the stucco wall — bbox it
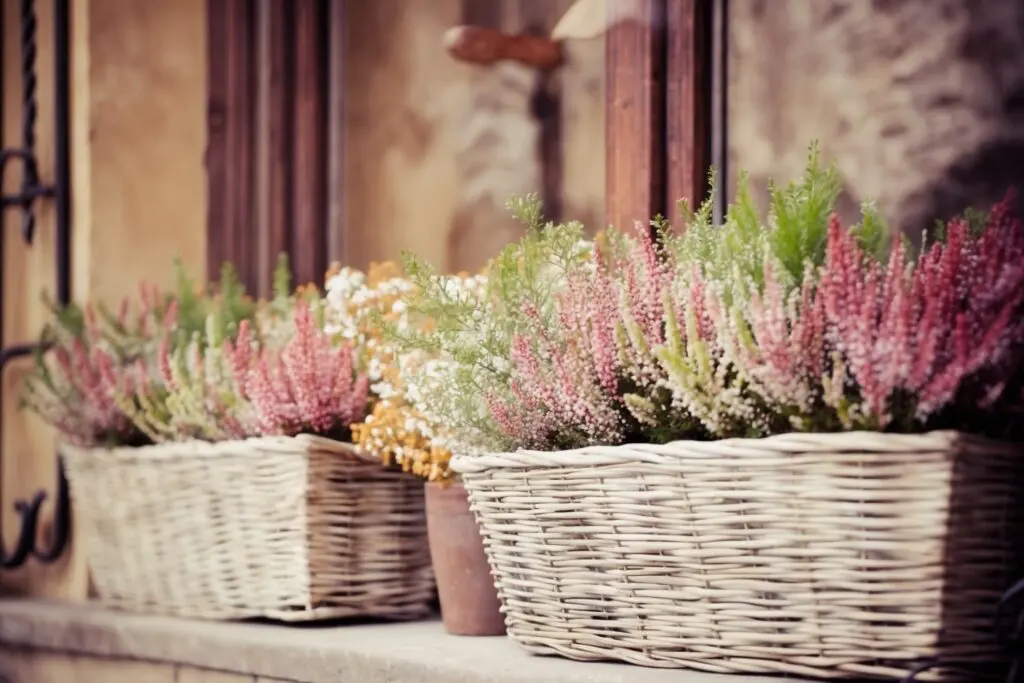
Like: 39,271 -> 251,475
1,0 -> 207,598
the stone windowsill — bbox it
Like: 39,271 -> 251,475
0,599 -> 807,683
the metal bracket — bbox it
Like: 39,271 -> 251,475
0,147 -> 53,242
0,0 -> 72,571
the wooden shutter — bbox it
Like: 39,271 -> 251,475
205,0 -> 332,294
605,0 -> 712,228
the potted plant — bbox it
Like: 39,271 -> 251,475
393,147 -> 1024,681
326,262 -> 505,636
21,260 -> 254,452
22,258 -> 435,622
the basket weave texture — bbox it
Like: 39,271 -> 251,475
452,431 -> 1024,681
63,434 -> 435,621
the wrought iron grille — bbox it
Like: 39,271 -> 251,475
0,0 -> 71,570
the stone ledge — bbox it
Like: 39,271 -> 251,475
0,599 -> 803,683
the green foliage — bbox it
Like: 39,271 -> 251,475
111,381 -> 175,445
850,201 -> 893,262
764,144 -> 843,285
931,205 -> 990,244
665,142 -> 895,301
37,291 -> 86,341
172,258 -> 258,350
172,257 -> 206,343
389,193 -> 593,452
273,252 -> 293,302
166,253 -> 296,351
399,192 -> 587,364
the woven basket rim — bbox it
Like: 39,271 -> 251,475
450,429 -> 1021,474
61,433 -> 374,463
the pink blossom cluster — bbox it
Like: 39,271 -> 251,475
216,301 -> 370,439
154,300 -> 370,441
486,294 -> 626,450
728,193 -> 1024,433
28,280 -> 371,447
488,193 -> 1024,447
819,194 -> 1024,429
22,284 -> 175,448
723,264 -> 831,433
486,224 -> 679,449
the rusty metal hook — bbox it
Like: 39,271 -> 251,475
444,25 -> 564,71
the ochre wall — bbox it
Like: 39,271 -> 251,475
341,0 -> 605,274
1,0 -> 207,598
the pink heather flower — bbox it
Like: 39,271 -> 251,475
221,319 -> 254,385
84,303 -> 100,338
160,299 -> 179,334
818,197 -> 1024,429
492,328 -> 623,449
733,262 -> 828,422
116,299 -> 130,327
158,335 -> 175,389
241,300 -> 369,438
485,222 -> 684,449
248,358 -> 290,435
618,223 -> 676,385
30,333 -> 152,447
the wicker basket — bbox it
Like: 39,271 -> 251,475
62,434 -> 435,621
451,431 -> 1024,681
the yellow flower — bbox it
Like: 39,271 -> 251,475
351,399 -> 453,482
327,261 -> 473,482
367,260 -> 404,287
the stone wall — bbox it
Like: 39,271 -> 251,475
728,0 -> 1024,238
0,599 -> 810,683
341,0 -> 605,274
0,648 -> 286,683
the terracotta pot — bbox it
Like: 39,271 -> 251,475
425,481 -> 506,636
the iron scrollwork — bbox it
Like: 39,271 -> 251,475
0,0 -> 72,570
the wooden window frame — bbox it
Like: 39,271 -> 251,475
205,0 -> 333,295
605,0 -> 714,229
207,0 -> 716,292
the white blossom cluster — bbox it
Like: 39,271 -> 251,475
323,265 -> 417,384
394,273 -> 498,455
323,233 -> 596,457
322,265 -> 496,454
